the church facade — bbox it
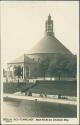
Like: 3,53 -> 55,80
7,14 -> 74,82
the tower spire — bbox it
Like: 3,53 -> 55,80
45,14 -> 54,36
48,14 -> 51,20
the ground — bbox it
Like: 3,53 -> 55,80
3,80 -> 77,96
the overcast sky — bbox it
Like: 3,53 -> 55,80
1,1 -> 79,68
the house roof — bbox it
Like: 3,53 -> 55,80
8,54 -> 36,64
8,55 -> 24,64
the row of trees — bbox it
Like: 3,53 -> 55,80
14,66 -> 23,83
13,54 -> 77,81
35,54 -> 77,80
4,54 -> 76,82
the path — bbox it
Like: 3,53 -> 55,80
3,93 -> 77,106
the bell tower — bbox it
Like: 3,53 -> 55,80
45,14 -> 54,36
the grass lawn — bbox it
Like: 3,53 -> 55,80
3,80 -> 77,96
3,82 -> 33,93
29,80 -> 77,96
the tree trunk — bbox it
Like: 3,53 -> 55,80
18,76 -> 19,84
59,73 -> 61,80
18,78 -> 19,83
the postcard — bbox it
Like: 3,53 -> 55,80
1,1 -> 79,124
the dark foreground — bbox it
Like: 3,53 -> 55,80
3,99 -> 77,118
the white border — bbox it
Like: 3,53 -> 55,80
1,1 -> 79,124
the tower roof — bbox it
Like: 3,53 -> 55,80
27,35 -> 72,55
27,14 -> 72,55
48,14 -> 51,20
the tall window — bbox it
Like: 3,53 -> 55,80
47,24 -> 52,32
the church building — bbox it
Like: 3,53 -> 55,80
7,14 -> 73,82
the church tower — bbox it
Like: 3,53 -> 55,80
45,14 -> 54,36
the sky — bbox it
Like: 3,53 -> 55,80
1,1 -> 79,69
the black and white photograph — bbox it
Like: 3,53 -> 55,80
1,1 -> 79,124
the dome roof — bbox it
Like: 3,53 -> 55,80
28,35 -> 72,55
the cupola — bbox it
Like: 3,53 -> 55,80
45,14 -> 54,36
